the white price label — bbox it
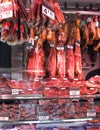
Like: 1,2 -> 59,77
42,5 -> 55,20
56,46 -> 64,50
0,117 -> 9,121
12,89 -> 19,95
87,110 -> 96,117
29,38 -> 34,45
0,2 -> 13,19
38,116 -> 49,120
70,89 -> 80,96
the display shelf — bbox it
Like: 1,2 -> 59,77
0,118 -> 95,125
0,94 -> 99,100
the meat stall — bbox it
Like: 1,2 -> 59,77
0,0 -> 99,129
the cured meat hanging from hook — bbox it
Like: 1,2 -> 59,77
56,28 -> 66,78
28,0 -> 38,25
1,20 -> 12,43
74,41 -> 83,80
17,0 -> 28,20
35,0 -> 42,26
66,44 -> 74,80
52,0 -> 65,23
34,37 -> 45,79
27,28 -> 35,78
47,30 -> 57,78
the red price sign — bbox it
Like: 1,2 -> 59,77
0,2 -> 13,19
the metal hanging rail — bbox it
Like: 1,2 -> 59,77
63,10 -> 100,16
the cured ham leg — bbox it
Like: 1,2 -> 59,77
47,31 -> 57,78
74,41 -> 83,80
66,45 -> 74,80
48,45 -> 56,78
52,0 -> 65,23
34,38 -> 45,79
57,47 -> 66,78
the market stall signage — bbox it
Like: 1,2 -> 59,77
42,5 -> 55,20
0,2 -> 13,19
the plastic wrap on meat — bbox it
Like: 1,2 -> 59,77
74,42 -> 83,80
66,45 -> 74,80
57,48 -> 66,78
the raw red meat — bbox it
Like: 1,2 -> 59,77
32,79 -> 42,89
72,79 -> 86,87
57,46 -> 66,78
44,86 -> 59,97
58,78 -> 71,87
86,87 -> 98,95
16,80 -> 32,89
0,77 -> 7,88
86,80 -> 98,88
48,45 -> 57,78
89,75 -> 100,84
28,0 -> 37,23
59,87 -> 69,97
66,45 -> 74,80
34,46 -> 45,78
74,42 -> 83,80
8,79 -> 17,89
80,86 -> 87,95
44,78 -> 59,87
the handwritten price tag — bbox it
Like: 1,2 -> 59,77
42,5 -> 55,20
0,117 -> 9,121
0,2 -> 13,19
87,110 -> 96,117
12,89 -> 19,95
38,116 -> 49,120
56,46 -> 64,50
70,88 -> 80,96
